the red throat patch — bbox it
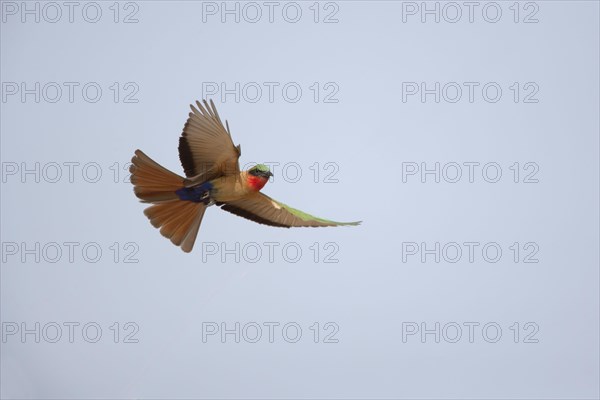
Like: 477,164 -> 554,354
247,175 -> 269,191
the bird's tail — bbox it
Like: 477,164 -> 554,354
130,150 -> 206,252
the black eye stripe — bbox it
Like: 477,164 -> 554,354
250,168 -> 270,176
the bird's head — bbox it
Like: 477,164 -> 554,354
248,164 -> 273,178
247,164 -> 273,191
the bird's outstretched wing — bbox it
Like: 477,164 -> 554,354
219,192 -> 361,227
179,99 -> 241,182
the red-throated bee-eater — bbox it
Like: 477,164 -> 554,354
130,100 -> 360,252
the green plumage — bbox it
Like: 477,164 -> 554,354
275,199 -> 361,226
250,164 -> 270,173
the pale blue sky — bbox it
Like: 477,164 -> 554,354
1,1 -> 599,398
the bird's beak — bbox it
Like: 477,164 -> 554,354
267,171 -> 274,177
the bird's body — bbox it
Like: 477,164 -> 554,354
130,100 -> 360,252
174,171 -> 268,205
209,171 -> 268,202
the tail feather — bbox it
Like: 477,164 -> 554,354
130,150 -> 184,203
170,205 -> 206,247
131,150 -> 206,253
180,210 -> 204,253
143,200 -> 206,251
160,203 -> 195,237
144,201 -> 182,228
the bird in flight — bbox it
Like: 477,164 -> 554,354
130,100 -> 360,252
